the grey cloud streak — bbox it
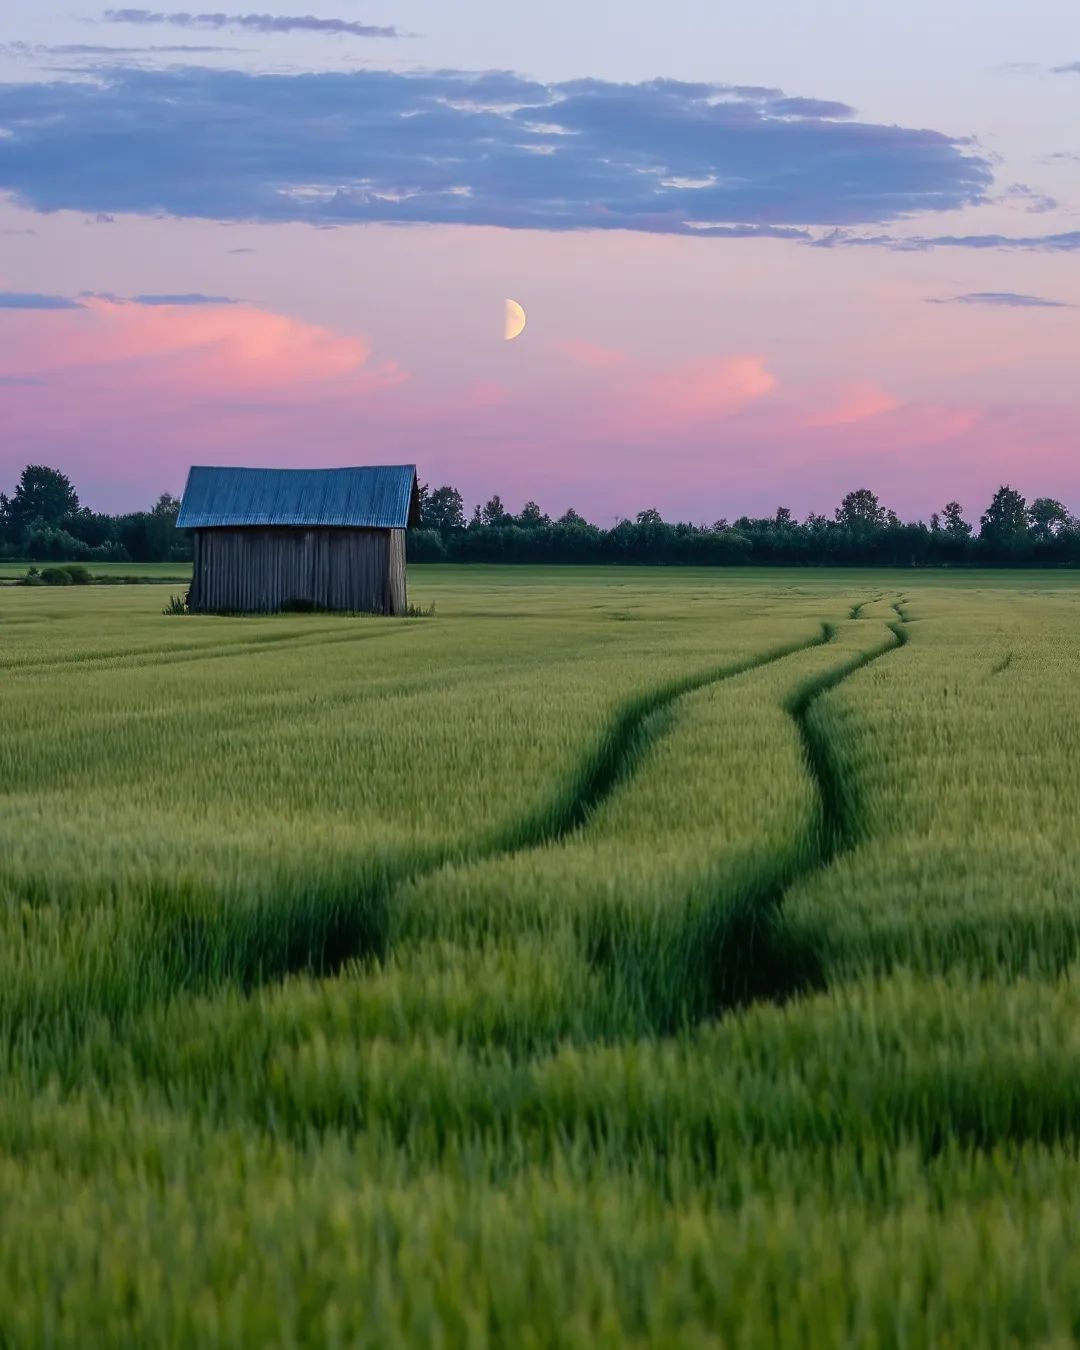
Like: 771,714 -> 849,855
815,228 -> 1080,252
2,40 -> 237,55
0,290 -> 239,309
103,10 -> 401,38
0,291 -> 84,309
77,290 -> 239,304
927,291 -> 1073,308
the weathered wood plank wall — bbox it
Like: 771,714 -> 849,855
190,527 -> 402,614
389,529 -> 407,615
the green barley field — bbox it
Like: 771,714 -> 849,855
3,563 -> 1080,1346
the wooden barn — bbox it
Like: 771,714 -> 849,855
177,464 -> 421,615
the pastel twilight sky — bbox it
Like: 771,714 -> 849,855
1,0 -> 1078,521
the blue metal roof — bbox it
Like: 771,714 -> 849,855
177,464 -> 419,530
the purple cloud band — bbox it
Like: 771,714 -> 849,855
0,66 -> 991,234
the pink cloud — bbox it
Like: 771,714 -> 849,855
802,381 -> 900,427
0,300 -> 408,501
553,338 -> 629,369
0,297 -> 405,398
549,341 -> 779,435
632,355 -> 777,426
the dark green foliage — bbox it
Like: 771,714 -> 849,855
415,484 -> 1080,568
421,484 -> 466,532
942,500 -> 972,538
480,494 -> 510,526
39,566 -> 74,585
980,484 -> 1029,543
405,528 -> 447,562
4,464 -> 79,531
834,487 -> 888,532
20,522 -> 92,561
1030,496 -> 1072,539
517,500 -> 550,526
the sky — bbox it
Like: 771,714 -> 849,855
0,2 -> 1078,522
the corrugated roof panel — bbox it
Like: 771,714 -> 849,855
176,465 -> 419,530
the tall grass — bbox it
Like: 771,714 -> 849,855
2,573 -> 1080,1344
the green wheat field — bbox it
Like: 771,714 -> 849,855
4,563 -> 1080,1347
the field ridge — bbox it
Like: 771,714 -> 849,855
704,611 -> 908,1010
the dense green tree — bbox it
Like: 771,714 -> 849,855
942,501 -> 972,538
481,495 -> 509,527
1029,497 -> 1071,540
21,522 -> 92,561
405,528 -> 447,562
980,485 -> 1029,542
424,485 -> 465,532
516,501 -> 550,527
69,508 -> 118,550
148,494 -> 182,558
4,465 -> 80,535
835,488 -> 887,533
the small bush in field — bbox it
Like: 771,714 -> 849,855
62,564 -> 92,585
16,567 -> 43,587
39,567 -> 73,586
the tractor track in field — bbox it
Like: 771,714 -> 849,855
513,622 -> 838,847
0,622 -> 417,675
167,623 -> 843,992
788,617 -> 908,865
149,610 -> 911,1028
714,611 -> 908,1011
0,605 -> 918,1106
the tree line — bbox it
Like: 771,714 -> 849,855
3,464 -> 1079,567
410,482 -> 1080,567
0,466 -> 188,564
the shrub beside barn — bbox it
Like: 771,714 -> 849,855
177,464 -> 420,615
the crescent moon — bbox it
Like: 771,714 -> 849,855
504,298 -> 527,342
